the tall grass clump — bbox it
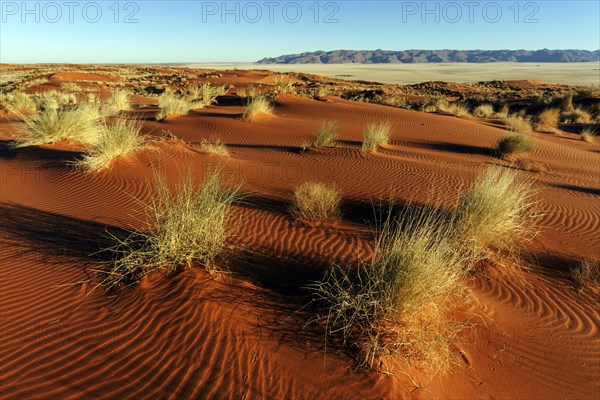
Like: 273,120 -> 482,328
309,204 -> 467,371
291,181 -> 342,222
496,133 -> 534,157
362,122 -> 391,152
456,166 -> 538,260
535,108 -> 560,132
96,168 -> 240,289
14,107 -> 101,147
312,121 -> 338,148
561,108 -> 593,124
102,89 -> 131,116
503,115 -> 533,134
242,96 -> 273,121
156,92 -> 200,120
1,92 -> 36,112
187,82 -> 229,105
473,104 -> 495,118
77,120 -> 144,172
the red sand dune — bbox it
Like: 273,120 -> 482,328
0,70 -> 599,399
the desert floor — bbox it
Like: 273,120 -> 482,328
200,62 -> 600,86
1,67 -> 599,399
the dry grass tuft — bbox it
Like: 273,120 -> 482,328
14,107 -> 101,147
473,104 -> 495,118
581,128 -> 596,143
102,89 -> 131,116
156,92 -> 201,120
514,159 -> 546,173
312,121 -> 338,148
95,168 -> 240,289
77,120 -> 144,172
291,181 -> 342,222
242,96 -> 273,121
535,108 -> 561,132
562,108 -> 593,124
503,115 -> 534,135
199,139 -> 230,156
308,203 -> 467,372
362,122 -> 392,152
456,166 -> 538,261
572,259 -> 600,288
496,133 -> 534,157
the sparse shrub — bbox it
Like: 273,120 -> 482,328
572,258 -> 600,288
96,168 -> 239,289
309,203 -> 466,371
473,104 -> 495,118
103,89 -> 131,116
1,92 -> 36,112
581,128 -> 596,143
77,120 -> 144,172
199,139 -> 229,156
456,166 -> 538,260
535,108 -> 561,132
14,107 -> 101,147
188,82 -> 229,105
375,93 -> 411,109
503,115 -> 533,134
445,103 -> 470,117
242,96 -> 273,120
237,84 -> 261,99
312,121 -> 338,148
156,92 -> 201,120
496,104 -> 510,119
421,96 -> 448,112
274,79 -> 296,95
362,122 -> 391,152
291,181 -> 341,222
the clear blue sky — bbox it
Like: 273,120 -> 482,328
1,1 -> 599,63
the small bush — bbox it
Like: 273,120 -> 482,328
572,259 -> 600,288
156,92 -> 201,120
312,121 -> 338,148
362,122 -> 391,152
242,96 -> 273,121
96,168 -> 239,289
456,166 -> 538,259
102,90 -> 131,116
535,108 -> 560,132
503,115 -> 533,135
188,82 -> 229,105
15,107 -> 101,147
445,103 -> 470,117
77,120 -> 144,172
473,104 -> 495,118
581,128 -> 596,143
291,182 -> 341,222
199,139 -> 229,156
309,204 -> 466,371
496,133 -> 534,157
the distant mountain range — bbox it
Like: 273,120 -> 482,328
257,49 -> 600,64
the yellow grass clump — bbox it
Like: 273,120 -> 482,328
572,258 -> 600,288
503,115 -> 534,135
156,92 -> 201,120
312,121 -> 338,148
291,181 -> 342,222
242,96 -> 273,121
581,128 -> 596,143
362,122 -> 391,152
473,104 -> 495,118
535,108 -> 561,132
199,139 -> 230,156
496,133 -> 534,157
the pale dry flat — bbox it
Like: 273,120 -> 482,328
0,68 -> 598,399
200,62 -> 600,86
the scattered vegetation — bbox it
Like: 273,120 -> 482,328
514,158 -> 546,173
496,133 -> 534,157
456,166 -> 538,260
242,96 -> 273,121
102,89 -> 131,116
291,181 -> 342,222
362,122 -> 391,152
312,121 -> 339,148
561,108 -> 593,124
0,92 -> 36,112
96,168 -> 240,289
187,82 -> 229,105
77,120 -> 144,172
